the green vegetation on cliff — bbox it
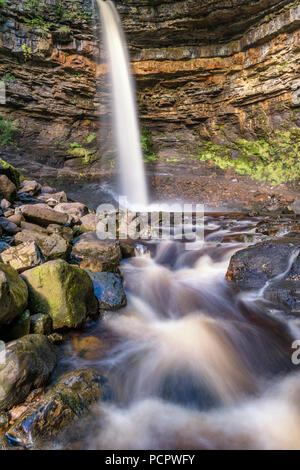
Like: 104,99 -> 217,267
0,115 -> 18,146
141,130 -> 159,162
197,128 -> 300,185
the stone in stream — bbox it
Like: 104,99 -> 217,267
0,241 -> 44,273
226,235 -> 300,290
72,231 -> 121,273
54,202 -> 88,218
87,271 -> 127,310
15,229 -> 69,261
6,369 -> 111,449
72,336 -> 103,360
0,159 -> 20,189
21,204 -> 68,227
22,259 -> 98,329
0,263 -> 28,326
0,334 -> 57,412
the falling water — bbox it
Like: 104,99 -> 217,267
98,0 -> 148,207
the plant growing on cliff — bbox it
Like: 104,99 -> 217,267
22,43 -> 32,60
197,128 -> 300,185
0,0 -> 7,23
141,130 -> 159,162
67,142 -> 98,165
0,115 -> 18,146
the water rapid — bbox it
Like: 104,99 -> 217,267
59,213 -> 300,450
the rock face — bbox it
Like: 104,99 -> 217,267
0,262 -> 28,326
22,259 -> 98,329
0,334 -> 56,412
6,368 -> 110,449
0,0 -> 299,169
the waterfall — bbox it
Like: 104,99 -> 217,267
97,0 -> 148,208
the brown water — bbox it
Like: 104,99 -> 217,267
57,212 -> 300,450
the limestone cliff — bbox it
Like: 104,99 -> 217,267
0,0 -> 299,171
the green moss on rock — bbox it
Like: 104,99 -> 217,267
197,127 -> 300,185
22,259 -> 98,329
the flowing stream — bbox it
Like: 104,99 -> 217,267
57,212 -> 300,450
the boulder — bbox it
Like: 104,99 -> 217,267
47,224 -> 74,243
19,180 -> 41,195
21,204 -> 68,227
0,263 -> 28,326
80,213 -> 99,232
55,202 -> 88,219
0,217 -> 20,235
0,199 -> 11,211
0,242 -> 44,273
0,334 -> 57,412
0,159 -> 20,189
6,369 -> 110,449
19,220 -> 48,233
226,236 -> 300,290
7,213 -> 22,227
15,230 -> 69,261
22,260 -> 98,329
0,175 -> 16,202
87,271 -> 127,310
72,232 -> 121,273
37,191 -> 67,206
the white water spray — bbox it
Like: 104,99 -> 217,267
98,0 -> 148,207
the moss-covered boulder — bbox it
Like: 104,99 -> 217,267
6,368 -> 111,449
22,260 -> 98,329
0,263 -> 28,326
0,159 -> 20,189
0,334 -> 57,412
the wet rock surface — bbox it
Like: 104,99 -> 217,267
87,271 -> 127,311
6,368 -> 110,449
0,335 -> 57,412
226,236 -> 300,291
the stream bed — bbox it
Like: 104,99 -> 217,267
53,210 -> 300,450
